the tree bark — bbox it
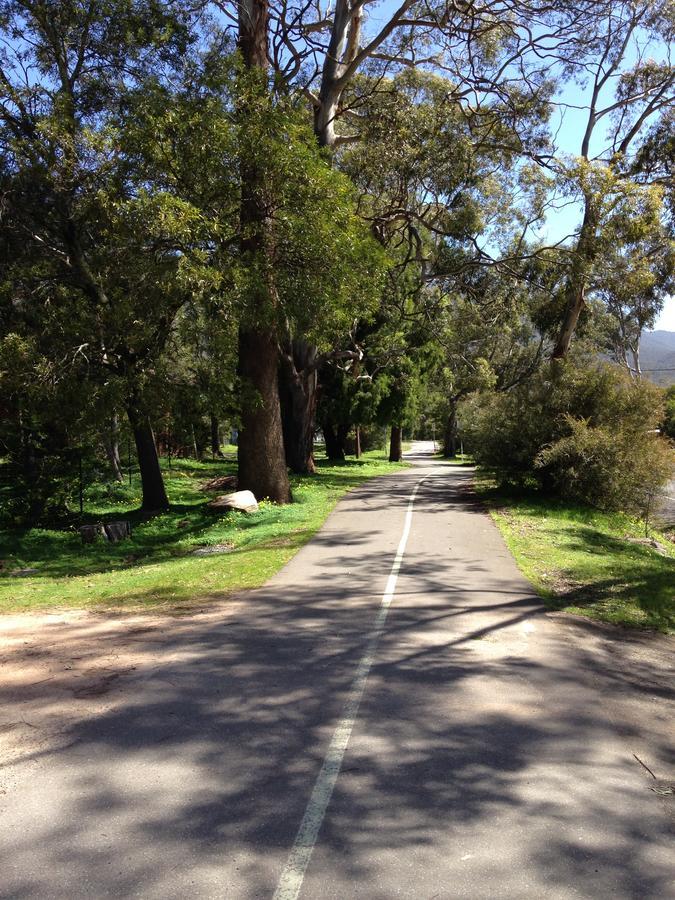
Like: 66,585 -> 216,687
103,413 -> 124,482
354,425 -> 361,459
279,339 -> 319,474
443,406 -> 458,458
191,424 -> 200,460
389,425 -> 402,462
236,0 -> 292,504
632,341 -> 642,380
237,327 -> 292,501
126,401 -> 169,512
322,421 -> 348,461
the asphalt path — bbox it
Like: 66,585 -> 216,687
1,443 -> 673,899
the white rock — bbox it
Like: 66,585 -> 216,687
207,490 -> 259,514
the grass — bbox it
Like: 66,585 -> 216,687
0,451 -> 407,614
476,476 -> 675,633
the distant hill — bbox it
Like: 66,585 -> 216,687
641,330 -> 675,386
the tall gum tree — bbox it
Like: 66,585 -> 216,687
545,0 -> 675,358
235,2 -> 292,501
210,0 -> 606,478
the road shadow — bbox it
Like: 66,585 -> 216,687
1,471 -> 673,899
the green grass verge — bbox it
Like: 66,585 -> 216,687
476,477 -> 675,633
0,451 -> 407,614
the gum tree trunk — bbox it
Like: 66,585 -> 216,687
322,421 -> 348,461
279,369 -> 318,474
210,414 -> 223,456
236,0 -> 291,504
126,399 -> 169,512
279,339 -> 319,474
443,405 -> 458,458
237,328 -> 291,501
389,425 -> 402,462
552,198 -> 599,359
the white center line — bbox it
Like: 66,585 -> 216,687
272,477 -> 426,900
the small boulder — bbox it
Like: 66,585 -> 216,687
102,520 -> 132,543
207,490 -> 258,514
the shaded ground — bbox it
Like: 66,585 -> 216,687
0,450 -> 673,898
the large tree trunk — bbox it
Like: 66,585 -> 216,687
443,405 -> 458,458
389,425 -> 402,462
237,327 -> 292,502
236,0 -> 292,504
279,339 -> 318,475
322,421 -> 348,461
126,400 -> 169,512
103,413 -> 124,482
238,0 -> 269,66
314,0 -> 362,147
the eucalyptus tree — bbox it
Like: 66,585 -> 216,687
329,67 -> 554,459
0,0 -> 222,512
539,0 -> 675,358
234,78 -> 386,492
180,1 -> 675,483
208,0 -> 610,496
218,0 -> 605,149
431,270 -> 547,456
598,238 -> 674,378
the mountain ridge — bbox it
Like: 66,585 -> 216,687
642,330 -> 675,386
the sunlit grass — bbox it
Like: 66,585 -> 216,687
477,476 -> 675,633
0,451 -> 407,613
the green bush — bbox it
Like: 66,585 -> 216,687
536,416 -> 672,513
663,385 -> 675,439
465,357 -> 673,513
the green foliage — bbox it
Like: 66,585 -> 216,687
0,0 -> 218,519
0,333 -> 105,523
536,415 -> 672,513
234,74 -> 387,346
466,358 -> 673,514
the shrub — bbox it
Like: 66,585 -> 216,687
464,357 -> 673,513
663,385 -> 675,439
536,416 -> 673,513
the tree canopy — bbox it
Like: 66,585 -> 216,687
1,0 -> 673,521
